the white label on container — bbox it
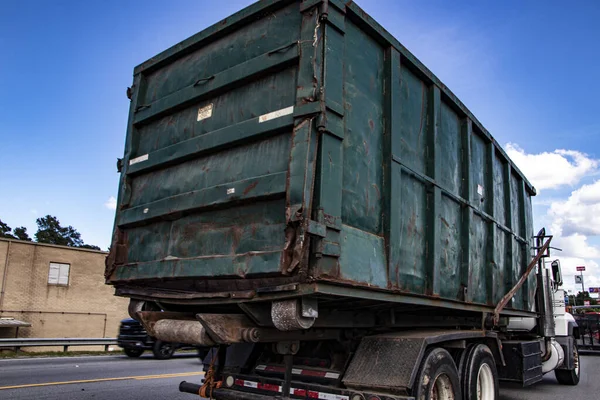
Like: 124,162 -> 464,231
477,184 -> 484,196
197,103 -> 213,121
258,106 -> 294,123
129,154 -> 148,165
227,188 -> 235,195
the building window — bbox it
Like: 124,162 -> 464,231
48,262 -> 70,286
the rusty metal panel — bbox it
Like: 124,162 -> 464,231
398,66 -> 429,177
469,214 -> 489,304
107,0 -> 308,284
510,173 -> 524,238
493,227 -> 508,305
397,174 -> 428,293
470,132 -> 489,213
340,18 -> 384,235
106,0 -> 539,315
142,8 -> 299,105
337,225 -> 387,288
512,237 -> 525,310
524,195 -> 536,311
438,102 -> 462,194
493,154 -> 507,226
438,195 -> 462,300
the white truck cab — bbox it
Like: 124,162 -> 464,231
507,259 -> 580,384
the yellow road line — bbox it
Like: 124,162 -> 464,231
0,371 -> 205,390
134,372 -> 205,380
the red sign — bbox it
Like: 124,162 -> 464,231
577,266 -> 586,271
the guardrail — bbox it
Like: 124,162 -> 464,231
0,338 -> 117,352
574,313 -> 600,352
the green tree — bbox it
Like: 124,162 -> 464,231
576,291 -> 598,306
34,215 -> 99,249
80,244 -> 101,251
0,219 -> 16,239
35,215 -> 81,246
0,219 -> 30,240
571,291 -> 598,306
13,226 -> 32,241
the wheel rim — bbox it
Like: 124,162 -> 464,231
573,346 -> 579,376
476,363 -> 495,400
430,373 -> 455,400
160,343 -> 173,356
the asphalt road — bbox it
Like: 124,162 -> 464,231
499,354 -> 596,400
0,353 -> 205,400
0,353 -> 598,400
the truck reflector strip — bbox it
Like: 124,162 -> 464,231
233,378 -> 349,400
234,379 -> 281,392
255,364 -> 340,379
291,388 -> 349,400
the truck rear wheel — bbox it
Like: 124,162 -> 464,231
460,344 -> 498,400
412,348 -> 461,400
555,344 -> 580,385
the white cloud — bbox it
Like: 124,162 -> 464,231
505,143 -> 598,192
506,144 -> 600,294
556,257 -> 600,295
549,180 -> 600,236
104,196 -> 117,210
552,233 -> 600,260
30,209 -> 37,215
541,178 -> 600,294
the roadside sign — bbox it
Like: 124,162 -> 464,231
584,300 -> 591,306
575,275 -> 583,284
590,287 -> 600,293
577,266 -> 586,271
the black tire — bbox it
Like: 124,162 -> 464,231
152,340 -> 175,360
459,344 -> 499,400
413,348 -> 461,400
123,347 -> 144,358
555,344 -> 580,385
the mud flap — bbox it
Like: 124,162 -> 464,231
343,330 -> 493,392
343,334 -> 426,391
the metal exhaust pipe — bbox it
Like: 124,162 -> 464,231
153,319 -> 215,346
179,381 -> 202,395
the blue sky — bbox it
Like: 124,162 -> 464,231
1,1 -> 599,292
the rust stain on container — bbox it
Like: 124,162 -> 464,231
106,0 -> 538,315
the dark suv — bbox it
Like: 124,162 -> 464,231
117,318 -> 206,360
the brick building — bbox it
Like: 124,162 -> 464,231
0,238 -> 128,348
